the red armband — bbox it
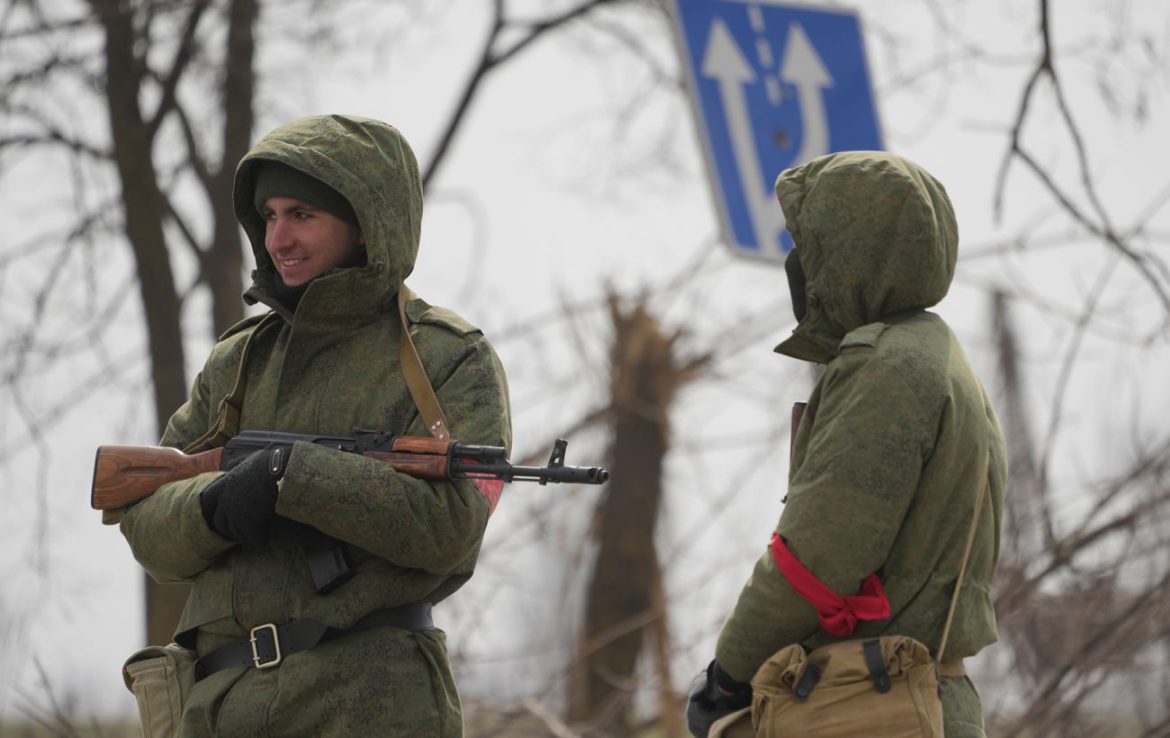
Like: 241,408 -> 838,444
769,532 -> 890,637
459,459 -> 503,516
473,478 -> 503,516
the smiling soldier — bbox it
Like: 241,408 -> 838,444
119,115 -> 512,737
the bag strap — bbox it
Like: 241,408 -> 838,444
181,312 -> 280,455
936,460 -> 991,664
396,285 -> 450,441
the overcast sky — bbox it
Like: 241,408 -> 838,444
2,0 -> 1168,722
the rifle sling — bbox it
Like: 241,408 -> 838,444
183,312 -> 281,455
396,286 -> 451,441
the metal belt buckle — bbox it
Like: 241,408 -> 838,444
249,623 -> 283,669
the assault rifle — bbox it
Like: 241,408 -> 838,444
92,429 -> 608,512
92,429 -> 608,592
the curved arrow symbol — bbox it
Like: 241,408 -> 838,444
702,19 -> 785,256
780,23 -> 833,167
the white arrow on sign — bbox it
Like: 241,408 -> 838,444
701,18 -> 785,256
780,23 -> 833,167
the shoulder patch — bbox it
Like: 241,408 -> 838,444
217,312 -> 271,341
405,297 -> 481,337
839,321 -> 888,351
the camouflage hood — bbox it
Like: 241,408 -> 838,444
774,151 -> 958,363
234,115 -> 423,319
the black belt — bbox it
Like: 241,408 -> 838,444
194,602 -> 433,681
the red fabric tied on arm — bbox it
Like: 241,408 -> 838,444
459,459 -> 503,516
769,532 -> 890,637
472,478 -> 503,516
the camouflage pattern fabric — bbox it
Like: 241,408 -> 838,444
714,152 -> 1006,737
120,115 -> 512,737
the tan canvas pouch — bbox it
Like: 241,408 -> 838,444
750,635 -> 943,738
122,643 -> 197,738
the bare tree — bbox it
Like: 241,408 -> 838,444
892,1 -> 1170,734
4,0 -> 1170,734
989,291 -> 1170,737
1,0 -> 261,647
566,291 -> 711,736
1,0 -> 655,715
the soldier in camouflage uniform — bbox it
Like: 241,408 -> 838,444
120,115 -> 511,736
687,152 -> 1006,738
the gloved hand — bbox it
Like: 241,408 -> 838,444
686,660 -> 752,737
199,450 -> 281,546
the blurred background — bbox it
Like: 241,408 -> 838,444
1,0 -> 1168,736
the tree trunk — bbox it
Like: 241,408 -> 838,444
207,0 -> 257,337
93,0 -> 190,647
569,294 -> 689,735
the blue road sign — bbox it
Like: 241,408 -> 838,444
670,0 -> 883,261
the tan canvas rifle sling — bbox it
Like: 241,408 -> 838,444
181,313 -> 282,456
395,285 -> 451,441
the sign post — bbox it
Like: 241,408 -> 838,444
670,0 -> 883,261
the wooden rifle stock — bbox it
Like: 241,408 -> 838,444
92,445 -> 224,512
89,445 -> 452,512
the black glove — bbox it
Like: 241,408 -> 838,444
686,660 -> 752,737
199,450 -> 280,546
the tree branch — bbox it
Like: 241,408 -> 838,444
170,101 -> 215,193
146,0 -> 209,138
422,0 -> 624,190
993,0 -> 1170,315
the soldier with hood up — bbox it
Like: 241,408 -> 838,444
119,115 -> 511,736
686,152 -> 1006,738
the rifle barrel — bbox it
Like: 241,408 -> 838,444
456,461 -> 609,485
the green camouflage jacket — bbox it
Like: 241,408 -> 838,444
121,115 -> 512,737
715,152 -> 1006,693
